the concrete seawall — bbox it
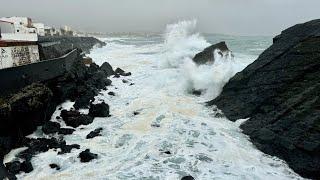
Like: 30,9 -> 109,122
0,49 -> 79,97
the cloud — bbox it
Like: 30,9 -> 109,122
1,0 -> 319,35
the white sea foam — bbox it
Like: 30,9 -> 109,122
14,21 -> 303,180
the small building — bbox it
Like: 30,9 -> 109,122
33,23 -> 45,36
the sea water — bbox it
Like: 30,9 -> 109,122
13,21 -> 303,179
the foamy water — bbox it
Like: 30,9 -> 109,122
13,21 -> 302,179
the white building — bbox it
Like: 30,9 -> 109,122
0,19 -> 40,69
0,20 -> 38,41
33,23 -> 45,36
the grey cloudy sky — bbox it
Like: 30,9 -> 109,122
1,0 -> 320,35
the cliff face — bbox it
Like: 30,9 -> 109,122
210,20 -> 320,178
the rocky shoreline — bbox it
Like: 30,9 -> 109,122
0,36 -> 132,179
210,19 -> 320,179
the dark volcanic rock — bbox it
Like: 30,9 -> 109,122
86,128 -> 103,139
58,128 -> 75,135
89,102 -> 110,117
0,83 -> 53,136
210,19 -> 320,179
49,163 -> 60,170
115,68 -> 131,76
42,121 -> 61,134
108,92 -> 115,96
42,120 -> 75,135
78,149 -> 98,162
100,62 -> 115,76
60,110 -> 94,128
193,41 -> 232,65
181,176 -> 195,180
4,137 -> 80,175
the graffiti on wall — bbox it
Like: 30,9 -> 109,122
0,48 -> 10,69
11,46 -> 32,66
0,45 -> 40,69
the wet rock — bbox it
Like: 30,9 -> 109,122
42,121 -> 61,134
164,151 -> 171,155
100,62 -> 115,76
115,68 -> 131,76
78,149 -> 98,162
214,112 -> 225,118
49,163 -> 60,170
5,161 -> 21,175
108,92 -> 115,96
89,102 -> 109,117
5,161 -> 33,175
60,110 -> 94,128
192,90 -> 202,96
0,83 -> 53,136
193,41 -> 233,65
86,128 -> 103,139
210,19 -> 320,179
181,176 -> 195,180
58,128 -> 75,135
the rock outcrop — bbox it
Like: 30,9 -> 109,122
0,50 -> 117,178
193,41 -> 232,65
210,19 -> 320,179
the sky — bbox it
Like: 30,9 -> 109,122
1,0 -> 320,36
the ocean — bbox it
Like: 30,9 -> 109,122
10,21 -> 303,179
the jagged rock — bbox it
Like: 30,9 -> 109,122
60,110 -> 94,128
193,41 -> 232,65
89,102 -> 109,117
100,62 -> 115,76
78,149 -> 97,162
42,121 -> 61,134
86,128 -> 103,139
115,68 -> 131,76
210,19 -> 320,179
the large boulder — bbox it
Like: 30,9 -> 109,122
100,62 -> 115,76
60,110 -> 94,128
210,19 -> 320,179
0,83 -> 53,136
89,102 -> 110,117
193,41 -> 232,65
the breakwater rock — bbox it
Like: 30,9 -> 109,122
193,41 -> 233,65
210,19 -> 320,179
